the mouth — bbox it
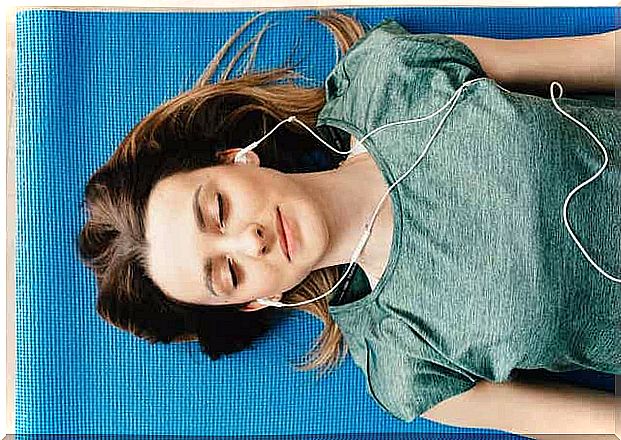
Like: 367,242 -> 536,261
276,206 -> 290,261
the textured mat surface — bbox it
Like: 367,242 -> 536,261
14,7 -> 619,436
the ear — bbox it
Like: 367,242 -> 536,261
215,148 -> 260,166
239,295 -> 281,312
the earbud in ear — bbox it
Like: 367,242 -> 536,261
257,298 -> 280,307
234,153 -> 247,164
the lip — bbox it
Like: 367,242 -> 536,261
280,207 -> 296,259
276,207 -> 290,261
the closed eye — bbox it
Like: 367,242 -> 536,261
228,257 -> 238,289
217,192 -> 238,289
217,192 -> 224,228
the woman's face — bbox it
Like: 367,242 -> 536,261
144,149 -> 329,311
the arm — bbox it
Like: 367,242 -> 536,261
449,30 -> 618,94
421,379 -> 616,440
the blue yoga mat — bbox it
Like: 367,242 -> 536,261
14,7 -> 618,436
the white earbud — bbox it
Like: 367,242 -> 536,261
234,153 -> 248,164
257,298 -> 281,307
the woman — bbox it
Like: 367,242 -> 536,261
78,10 -> 619,433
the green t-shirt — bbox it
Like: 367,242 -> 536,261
316,19 -> 621,422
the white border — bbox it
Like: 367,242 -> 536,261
4,0 -> 621,7
3,1 -> 620,438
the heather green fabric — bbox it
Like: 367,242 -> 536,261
316,19 -> 621,422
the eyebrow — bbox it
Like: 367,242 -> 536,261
193,184 -> 207,233
193,184 -> 218,297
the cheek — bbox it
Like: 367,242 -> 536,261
233,182 -> 271,216
245,263 -> 287,294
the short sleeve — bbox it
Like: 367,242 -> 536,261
357,318 -> 478,422
318,19 -> 487,132
347,19 -> 484,82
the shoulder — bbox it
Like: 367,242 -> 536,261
343,19 -> 484,75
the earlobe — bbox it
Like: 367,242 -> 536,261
239,301 -> 265,312
240,296 -> 280,312
239,301 -> 267,312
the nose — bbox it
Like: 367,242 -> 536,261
232,223 -> 269,258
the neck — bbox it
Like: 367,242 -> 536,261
288,154 -> 386,272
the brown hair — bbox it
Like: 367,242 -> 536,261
78,10 -> 367,378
